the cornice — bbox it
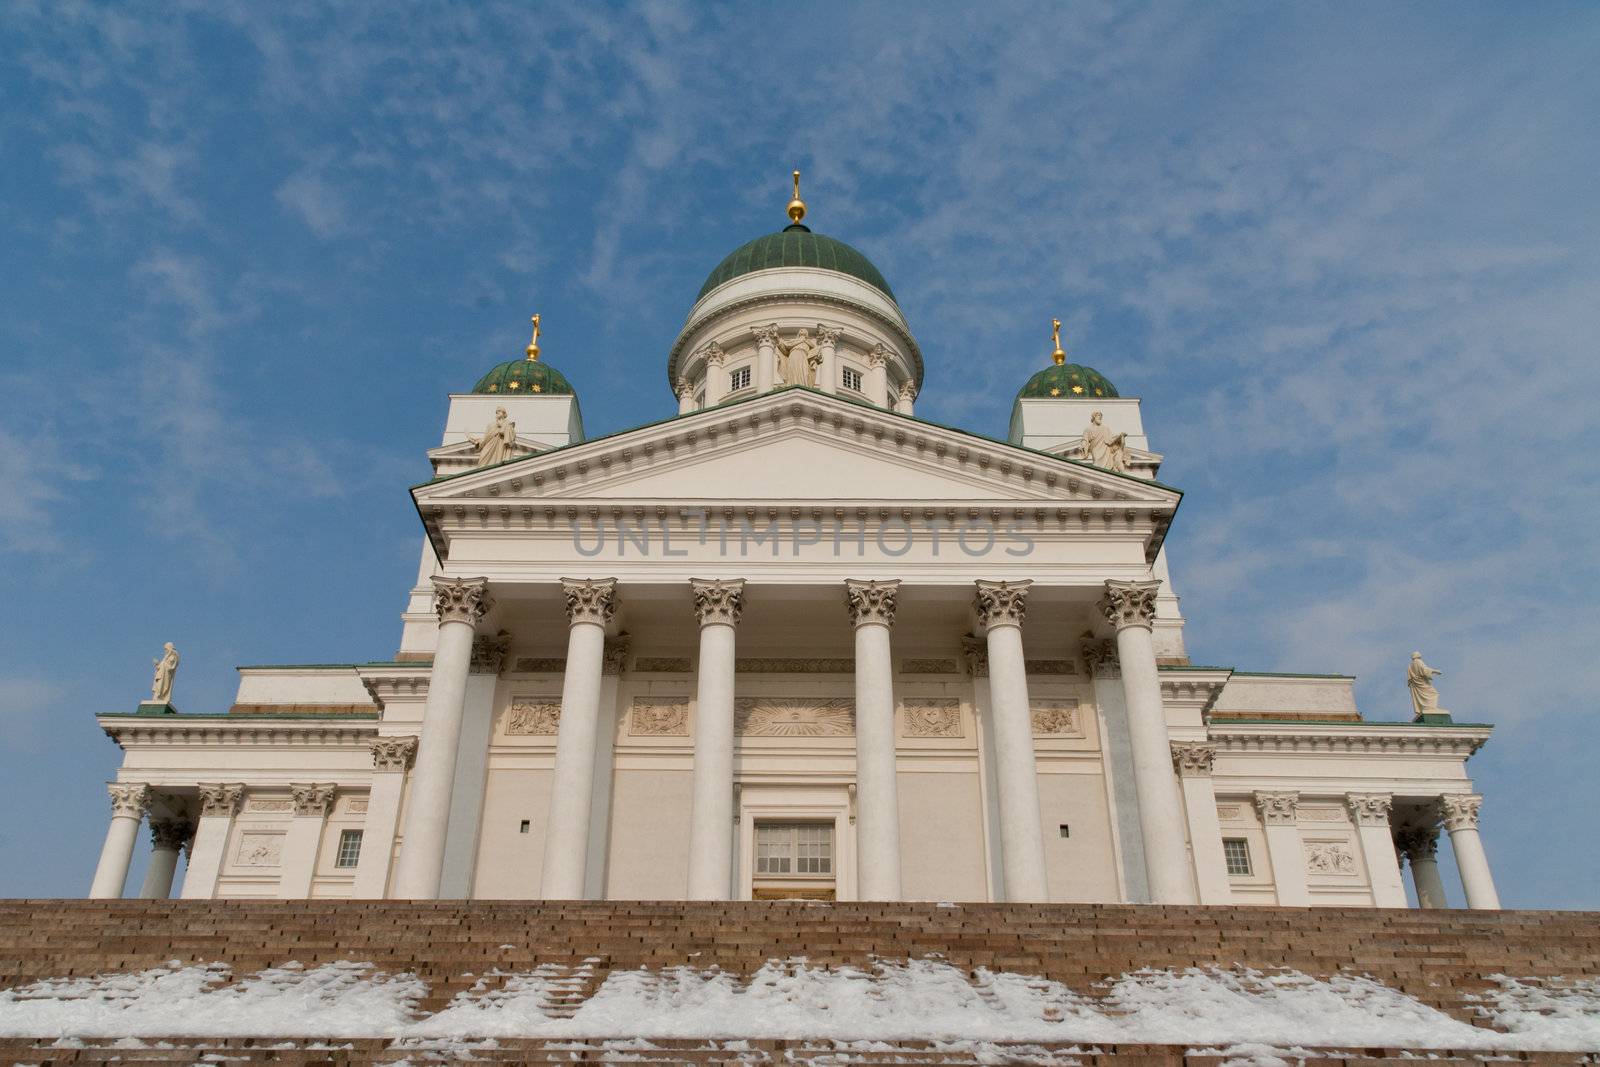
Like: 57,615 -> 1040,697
1208,721 -> 1490,759
667,288 -> 924,386
412,390 -> 1180,565
356,664 -> 433,708
100,717 -> 379,748
1159,669 -> 1231,715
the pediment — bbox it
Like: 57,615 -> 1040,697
414,390 -> 1180,511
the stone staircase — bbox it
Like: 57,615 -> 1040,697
0,900 -> 1596,1064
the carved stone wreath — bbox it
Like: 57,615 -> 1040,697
1304,841 -> 1358,876
735,697 -> 855,736
630,699 -> 689,736
901,698 -> 961,737
504,698 -> 561,736
1031,700 -> 1081,736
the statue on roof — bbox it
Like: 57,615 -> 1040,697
1080,411 -> 1128,472
470,407 -> 518,467
150,642 -> 179,704
776,328 -> 821,388
1407,651 -> 1449,720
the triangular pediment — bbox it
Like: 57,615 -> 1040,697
414,389 -> 1180,511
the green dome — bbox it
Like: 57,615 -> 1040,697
471,358 -> 575,397
697,224 -> 895,302
1017,363 -> 1119,399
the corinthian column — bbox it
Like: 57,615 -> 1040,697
676,377 -> 696,415
686,578 -> 744,899
1171,743 -> 1229,903
541,578 -> 619,899
354,737 -> 417,899
752,325 -> 778,394
182,783 -> 242,899
89,783 -> 150,899
1253,790 -> 1310,905
846,579 -> 902,899
1440,794 -> 1500,909
281,783 -> 336,898
1395,825 -> 1448,909
815,324 -> 841,394
1100,578 -> 1194,904
895,382 -> 917,416
703,343 -> 727,406
1346,793 -> 1407,908
866,344 -> 891,408
392,576 -> 491,898
974,579 -> 1048,901
139,819 -> 193,899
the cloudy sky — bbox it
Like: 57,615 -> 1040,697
2,2 -> 1596,906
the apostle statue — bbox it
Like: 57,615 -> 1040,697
469,407 -> 517,468
1080,411 -> 1129,472
1407,651 -> 1448,720
150,642 -> 180,704
776,328 -> 821,387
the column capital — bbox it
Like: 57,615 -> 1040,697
690,578 -> 745,626
815,323 -> 842,347
561,578 -> 619,626
750,324 -> 780,347
844,579 -> 899,628
1438,793 -> 1483,831
291,783 -> 337,817
1395,824 -> 1439,863
703,341 -> 726,366
1170,742 -> 1216,777
602,634 -> 631,675
197,783 -> 244,818
1099,578 -> 1162,632
149,819 -> 195,852
897,381 -> 918,404
960,633 -> 988,677
107,782 -> 150,819
470,629 -> 511,674
973,579 -> 1031,630
432,576 -> 492,627
675,376 -> 694,400
866,342 -> 890,369
1253,790 -> 1300,825
1345,793 -> 1394,827
1080,633 -> 1119,677
370,736 -> 419,772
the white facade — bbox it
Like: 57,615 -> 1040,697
90,210 -> 1500,910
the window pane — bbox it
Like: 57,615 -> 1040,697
335,829 -> 363,869
1223,838 -> 1252,876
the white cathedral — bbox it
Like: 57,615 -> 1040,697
89,177 -> 1501,912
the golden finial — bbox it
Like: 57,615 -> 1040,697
524,313 -> 541,362
1051,317 -> 1066,366
786,168 -> 807,225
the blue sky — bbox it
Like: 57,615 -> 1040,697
2,2 -> 1596,906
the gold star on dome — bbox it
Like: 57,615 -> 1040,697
486,384 -> 499,392
532,384 -> 542,392
507,380 -> 521,390
1071,384 -> 1085,394
1049,386 -> 1061,396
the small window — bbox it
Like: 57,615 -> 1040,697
755,822 -> 833,876
841,367 -> 863,392
334,829 -> 363,868
1223,837 -> 1252,876
728,365 -> 752,392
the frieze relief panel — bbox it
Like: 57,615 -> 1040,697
1296,806 -> 1348,824
346,798 -> 369,815
901,659 -> 958,675
629,698 -> 690,737
1303,841 -> 1358,876
901,698 -> 962,738
735,697 -> 855,736
244,798 -> 294,813
1215,804 -> 1246,823
503,697 -> 562,736
235,831 -> 284,868
512,658 -> 566,674
1030,699 -> 1083,737
736,658 -> 854,674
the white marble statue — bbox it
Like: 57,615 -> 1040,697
150,642 -> 179,704
776,329 -> 821,387
1081,411 -> 1128,472
469,408 -> 517,468
1407,651 -> 1448,719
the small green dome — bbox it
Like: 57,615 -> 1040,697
697,224 -> 895,302
1017,363 -> 1119,399
471,358 -> 575,397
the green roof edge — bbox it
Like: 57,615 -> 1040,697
98,712 -> 382,721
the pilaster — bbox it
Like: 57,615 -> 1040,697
1253,790 -> 1310,905
182,783 -> 243,899
1346,793 -> 1406,908
1171,743 -> 1229,904
354,737 -> 416,899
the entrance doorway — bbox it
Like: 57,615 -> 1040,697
752,821 -> 836,901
